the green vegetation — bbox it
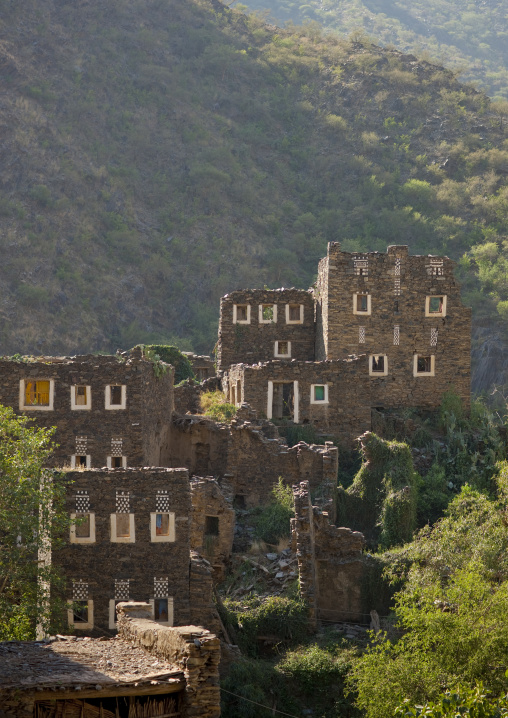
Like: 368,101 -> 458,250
141,344 -> 194,383
396,685 -> 508,717
0,405 -> 69,639
200,390 -> 237,422
254,478 -> 295,544
239,0 -> 508,101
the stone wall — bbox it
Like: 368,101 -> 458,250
118,602 -> 221,718
55,468 -> 192,635
173,376 -> 221,416
225,358 -> 373,447
217,289 -> 315,371
190,478 -> 235,581
0,348 -> 173,468
292,481 -> 365,625
315,242 -> 471,410
183,353 -> 216,381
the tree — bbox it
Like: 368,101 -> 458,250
0,404 -> 69,639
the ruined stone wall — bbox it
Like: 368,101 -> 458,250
292,481 -> 365,625
217,289 -> 315,372
226,359 -> 372,446
183,353 -> 216,381
0,349 -> 173,468
190,478 -> 235,581
118,603 -> 221,718
189,552 -> 222,634
315,242 -> 471,410
55,468 -> 192,635
166,415 -> 230,475
172,376 -> 221,417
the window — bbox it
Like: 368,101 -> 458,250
68,600 -> 94,629
259,304 -> 277,323
205,515 -> 219,537
150,512 -> 175,542
274,340 -> 291,358
71,385 -> 91,410
369,355 -> 388,376
107,456 -> 127,468
285,304 -> 304,324
110,513 -> 135,543
425,295 -> 447,317
233,304 -> 251,324
149,596 -> 174,626
19,379 -> 54,411
414,354 -> 435,376
105,384 -> 126,410
353,293 -> 371,315
71,454 -> 91,468
70,513 -> 96,544
310,384 -> 329,404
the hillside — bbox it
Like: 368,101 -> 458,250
238,0 -> 508,100
1,0 -> 508,390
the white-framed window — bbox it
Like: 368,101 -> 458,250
70,513 -> 96,544
105,385 -> 126,410
310,384 -> 329,404
413,354 -> 435,377
68,599 -> 94,630
425,295 -> 447,317
110,513 -> 135,543
107,456 -> 127,469
259,304 -> 277,324
274,340 -> 291,358
19,379 -> 54,411
71,454 -> 91,469
70,385 -> 91,410
233,304 -> 251,324
285,304 -> 304,324
150,512 -> 175,542
149,596 -> 174,626
369,354 -> 388,376
353,293 -> 372,316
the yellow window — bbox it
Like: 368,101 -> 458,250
25,380 -> 50,406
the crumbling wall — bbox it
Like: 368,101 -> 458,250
173,376 -> 221,416
183,353 -> 216,381
165,415 -> 229,475
189,552 -> 222,634
292,481 -> 365,626
217,288 -> 315,371
190,478 -> 235,581
117,602 -> 221,718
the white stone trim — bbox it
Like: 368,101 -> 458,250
19,379 -> 55,411
68,599 -> 94,630
293,380 -> 299,423
310,384 -> 329,404
369,355 -> 388,377
353,293 -> 372,316
285,304 -> 304,324
105,385 -> 127,410
258,304 -> 277,324
149,597 -> 174,626
70,385 -> 91,410
110,514 -> 135,543
233,304 -> 251,324
107,456 -> 127,469
267,381 -> 274,420
413,354 -> 435,377
150,512 -> 176,542
274,340 -> 291,358
70,454 -> 91,469
70,513 -> 96,544
425,295 -> 447,317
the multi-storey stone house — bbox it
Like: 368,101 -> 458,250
218,243 -> 471,441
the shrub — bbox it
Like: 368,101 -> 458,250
254,478 -> 294,545
200,391 -> 237,422
140,345 -> 194,383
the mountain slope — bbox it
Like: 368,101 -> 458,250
238,0 -> 508,100
0,0 -> 508,367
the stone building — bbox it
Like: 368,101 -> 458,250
0,602 -> 220,717
0,347 -> 173,468
56,468 -> 218,636
218,243 -> 471,441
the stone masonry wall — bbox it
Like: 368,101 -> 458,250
226,358 -> 372,446
118,602 -> 221,718
55,468 -> 192,635
0,349 -> 173,468
190,478 -> 235,581
315,242 -> 471,410
217,289 -> 315,371
292,481 -> 365,625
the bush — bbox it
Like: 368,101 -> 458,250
200,391 -> 237,422
141,344 -> 194,383
254,478 -> 294,545
396,684 -> 508,717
